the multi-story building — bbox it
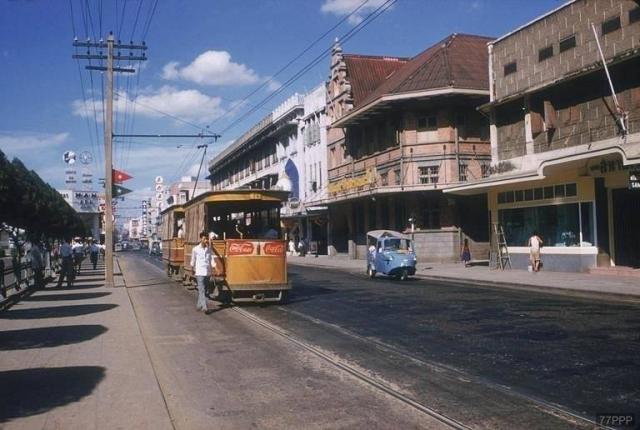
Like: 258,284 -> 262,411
448,0 -> 640,271
128,218 -> 141,240
209,90 -> 329,251
324,35 -> 493,261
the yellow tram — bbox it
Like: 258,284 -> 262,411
183,189 -> 291,303
160,204 -> 186,280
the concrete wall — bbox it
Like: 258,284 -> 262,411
492,0 -> 640,101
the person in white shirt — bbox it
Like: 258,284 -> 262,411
190,232 -> 212,313
528,232 -> 543,272
89,240 -> 100,270
57,238 -> 74,288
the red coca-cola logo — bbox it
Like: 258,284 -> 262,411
263,242 -> 285,256
228,241 -> 254,255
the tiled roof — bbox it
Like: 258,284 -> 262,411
343,55 -> 409,105
350,33 -> 494,113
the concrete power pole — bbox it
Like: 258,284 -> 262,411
73,32 -> 147,287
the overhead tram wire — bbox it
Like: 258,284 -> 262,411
218,0 -> 396,136
205,0 -> 372,132
69,0 -> 101,175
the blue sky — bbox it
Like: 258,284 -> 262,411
0,0 -> 564,222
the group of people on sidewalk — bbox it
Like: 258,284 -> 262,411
55,238 -> 103,288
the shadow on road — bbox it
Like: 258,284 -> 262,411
0,304 -> 118,320
23,292 -> 112,302
0,325 -> 108,350
0,366 -> 106,422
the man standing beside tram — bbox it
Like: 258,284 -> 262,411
190,232 -> 212,313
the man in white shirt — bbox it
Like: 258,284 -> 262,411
528,232 -> 543,272
57,238 -> 74,288
190,232 -> 212,313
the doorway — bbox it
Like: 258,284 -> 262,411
612,188 -> 640,268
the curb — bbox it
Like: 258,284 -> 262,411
288,260 -> 640,304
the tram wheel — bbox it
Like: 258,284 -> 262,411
279,290 -> 290,304
398,268 -> 409,281
367,266 -> 376,278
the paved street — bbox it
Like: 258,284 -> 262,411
2,251 -> 639,429
136,251 -> 640,428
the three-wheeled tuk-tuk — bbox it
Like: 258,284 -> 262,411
366,230 -> 417,280
183,189 -> 291,303
160,204 -> 185,280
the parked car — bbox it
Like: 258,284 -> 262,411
115,243 -> 123,252
366,230 -> 417,281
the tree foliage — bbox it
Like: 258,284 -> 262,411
0,149 -> 87,239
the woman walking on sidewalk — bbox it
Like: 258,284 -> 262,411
460,238 -> 471,267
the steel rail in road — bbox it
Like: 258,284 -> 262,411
232,306 -> 472,430
274,307 -> 609,430
137,253 -> 613,430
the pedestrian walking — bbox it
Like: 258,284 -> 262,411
57,238 -> 74,287
460,238 -> 471,267
72,238 -> 84,278
190,232 -> 211,313
10,240 -> 22,291
30,242 -> 45,289
528,232 -> 543,272
89,240 -> 100,270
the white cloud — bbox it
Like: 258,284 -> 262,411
321,0 -> 391,25
72,86 -> 226,123
162,50 -> 262,86
0,131 -> 69,154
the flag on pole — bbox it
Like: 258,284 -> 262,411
112,169 -> 133,184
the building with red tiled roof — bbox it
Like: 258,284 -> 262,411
342,54 -> 409,106
323,34 -> 494,262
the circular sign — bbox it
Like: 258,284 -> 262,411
156,192 -> 163,200
79,151 -> 93,165
155,184 -> 164,192
63,151 -> 76,165
155,176 -> 164,184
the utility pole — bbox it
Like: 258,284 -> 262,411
73,32 -> 147,287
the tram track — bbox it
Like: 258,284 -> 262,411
232,306 -> 472,430
270,307 -> 608,430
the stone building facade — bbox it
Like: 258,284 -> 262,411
448,0 -> 640,271
324,35 -> 494,261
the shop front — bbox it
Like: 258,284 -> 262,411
454,152 -> 640,272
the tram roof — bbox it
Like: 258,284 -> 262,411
184,189 -> 290,208
159,204 -> 185,215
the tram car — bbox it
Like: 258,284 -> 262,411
160,204 -> 186,280
183,189 -> 291,303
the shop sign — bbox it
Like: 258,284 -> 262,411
328,167 -> 376,194
630,171 -> 640,191
588,158 -> 639,176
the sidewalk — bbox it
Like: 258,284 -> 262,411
0,259 -> 173,429
288,255 -> 640,301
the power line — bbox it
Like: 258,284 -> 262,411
219,0 -> 396,136
205,0 -> 372,131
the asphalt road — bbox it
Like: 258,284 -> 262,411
128,251 -> 640,429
